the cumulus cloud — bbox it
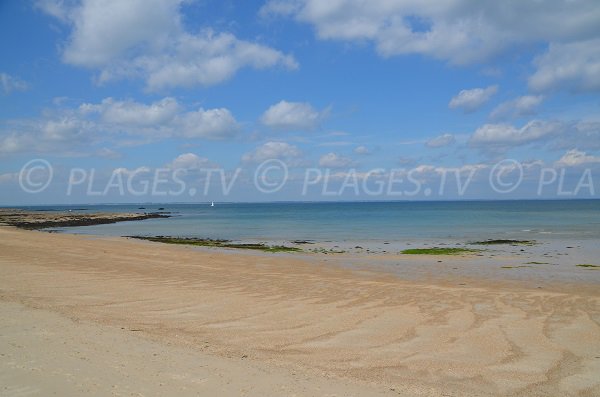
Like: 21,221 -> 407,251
81,97 -> 239,139
529,39 -> 600,93
318,152 -> 355,168
39,0 -> 297,90
555,149 -> 600,167
449,86 -> 498,113
265,1 -> 600,62
96,147 -> 121,159
175,108 -> 239,139
490,95 -> 544,120
80,97 -> 179,126
425,133 -> 455,148
469,119 -> 600,153
112,166 -> 152,178
0,97 -> 240,155
565,121 -> 600,150
0,134 -> 26,154
469,120 -> 563,151
353,145 -> 370,155
0,116 -> 95,155
469,120 -> 563,146
242,141 -> 303,164
398,156 -> 419,166
167,153 -> 215,170
0,72 -> 29,94
261,100 -> 327,130
262,1 -> 600,93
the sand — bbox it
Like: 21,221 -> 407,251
1,226 -> 599,396
1,301 -> 390,396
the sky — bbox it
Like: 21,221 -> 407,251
1,0 -> 600,204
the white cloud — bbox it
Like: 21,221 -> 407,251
112,166 -> 152,178
0,113 -> 96,156
167,153 -> 215,170
145,32 -> 297,91
81,97 -> 179,126
425,133 -> 455,148
398,156 -> 418,166
0,72 -> 29,94
467,119 -> 600,153
175,108 -> 239,140
353,145 -> 370,155
0,116 -> 95,155
63,0 -> 180,67
263,1 -> 596,64
262,1 -> 600,93
96,147 -> 121,159
529,39 -> 600,93
35,0 -> 70,21
0,134 -> 28,154
490,95 -> 544,120
81,97 -> 238,140
261,100 -> 326,130
555,149 -> 600,167
469,120 -> 563,150
40,0 -> 297,90
318,152 -> 355,168
0,97 -> 240,155
449,86 -> 498,113
41,117 -> 90,142
468,120 -> 600,153
566,121 -> 600,150
242,141 -> 303,164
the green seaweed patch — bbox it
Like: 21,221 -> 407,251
525,261 -> 549,265
471,239 -> 536,246
128,236 -> 302,253
576,264 -> 600,269
401,247 -> 480,255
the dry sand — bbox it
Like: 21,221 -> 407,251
1,226 -> 599,396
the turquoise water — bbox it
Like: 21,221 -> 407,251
28,200 -> 600,242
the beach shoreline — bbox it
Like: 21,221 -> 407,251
2,207 -> 599,289
1,225 -> 599,396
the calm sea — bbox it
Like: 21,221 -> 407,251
24,200 -> 600,243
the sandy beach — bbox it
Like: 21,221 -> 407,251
1,225 -> 599,396
5,0 -> 600,394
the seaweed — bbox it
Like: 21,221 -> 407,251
501,265 -> 531,269
128,236 -> 302,253
401,247 -> 480,255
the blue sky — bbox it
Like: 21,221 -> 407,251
1,0 -> 600,204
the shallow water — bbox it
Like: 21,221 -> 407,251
26,200 -> 600,243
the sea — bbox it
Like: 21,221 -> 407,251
22,200 -> 600,244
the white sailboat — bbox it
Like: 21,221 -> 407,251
211,201 -> 214,207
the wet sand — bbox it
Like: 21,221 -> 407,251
1,226 -> 599,396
